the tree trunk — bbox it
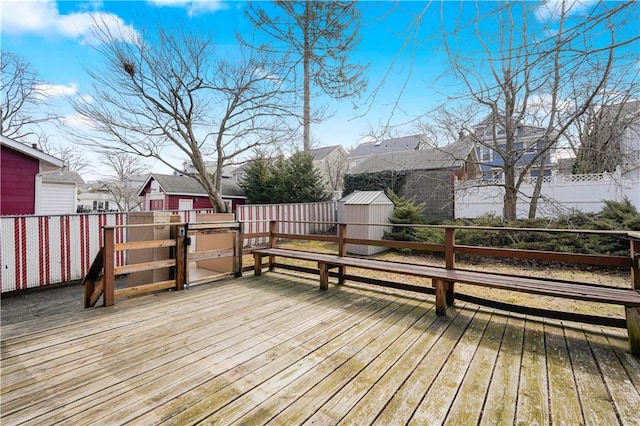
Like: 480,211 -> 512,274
302,1 -> 311,152
528,151 -> 548,219
503,164 -> 517,221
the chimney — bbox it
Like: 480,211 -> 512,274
32,143 -> 38,149
458,129 -> 464,141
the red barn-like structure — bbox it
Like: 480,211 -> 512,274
1,136 -> 65,216
138,173 -> 246,213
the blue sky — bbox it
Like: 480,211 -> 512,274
1,1 -> 638,179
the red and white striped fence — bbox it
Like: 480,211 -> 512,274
1,213 -> 127,293
1,204 -> 335,293
237,202 -> 336,247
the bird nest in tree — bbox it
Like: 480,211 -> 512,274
122,61 -> 135,77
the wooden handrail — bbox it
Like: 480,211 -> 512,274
84,221 -> 243,308
263,221 -> 636,287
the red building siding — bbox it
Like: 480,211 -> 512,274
1,146 -> 38,215
166,195 -> 214,210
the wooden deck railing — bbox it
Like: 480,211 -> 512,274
251,220 -> 639,304
84,221 -> 242,307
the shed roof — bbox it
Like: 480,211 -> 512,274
348,139 -> 475,175
39,170 -> 85,184
339,191 -> 393,205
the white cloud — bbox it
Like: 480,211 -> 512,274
79,94 -> 94,104
35,83 -> 79,99
148,0 -> 228,16
535,0 -> 598,22
0,0 -> 139,43
62,113 -> 95,130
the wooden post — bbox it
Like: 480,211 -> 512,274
269,220 -> 276,272
254,253 -> 262,276
627,307 -> 640,356
445,227 -> 456,269
269,220 -> 277,248
319,262 -> 329,291
631,238 -> 640,291
444,227 -> 456,307
103,227 -> 115,307
235,223 -> 243,277
338,223 -> 347,285
175,227 -> 185,291
432,279 -> 447,315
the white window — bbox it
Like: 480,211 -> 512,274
479,146 -> 493,162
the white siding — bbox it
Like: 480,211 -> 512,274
37,182 -> 76,215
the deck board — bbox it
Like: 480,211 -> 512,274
2,272 -> 639,425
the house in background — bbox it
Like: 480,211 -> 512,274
346,139 -> 480,220
471,115 -> 552,180
138,173 -> 246,212
77,174 -> 149,213
347,135 -> 429,172
1,135 -> 82,215
308,145 -> 348,198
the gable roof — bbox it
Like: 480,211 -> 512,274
339,191 -> 393,205
1,135 -> 65,168
348,139 -> 476,175
309,145 -> 343,161
139,173 -> 245,198
39,170 -> 85,184
347,135 -> 425,159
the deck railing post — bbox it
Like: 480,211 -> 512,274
338,223 -> 347,284
235,222 -> 243,277
175,225 -> 185,291
631,238 -> 639,291
103,227 -> 115,306
628,237 -> 640,355
444,227 -> 456,306
269,220 -> 277,271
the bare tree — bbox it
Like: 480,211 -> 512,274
319,147 -> 348,192
244,1 -> 368,152
38,136 -> 90,175
0,51 -> 55,141
435,1 -> 639,220
72,21 -> 296,212
96,152 -> 149,211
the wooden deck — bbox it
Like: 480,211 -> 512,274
2,272 -> 639,425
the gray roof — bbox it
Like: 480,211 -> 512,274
339,191 -> 393,205
348,139 -> 475,175
309,145 -> 342,161
40,170 -> 84,184
147,174 -> 245,197
347,135 -> 425,159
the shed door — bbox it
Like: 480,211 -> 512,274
38,182 -> 75,214
178,199 -> 193,211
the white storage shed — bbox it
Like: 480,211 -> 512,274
337,191 -> 394,256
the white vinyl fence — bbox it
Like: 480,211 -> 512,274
455,171 -> 640,219
237,202 -> 337,247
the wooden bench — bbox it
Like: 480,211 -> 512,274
253,247 -> 640,355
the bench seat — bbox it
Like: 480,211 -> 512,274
252,247 -> 640,355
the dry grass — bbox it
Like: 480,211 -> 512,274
252,240 -> 633,320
